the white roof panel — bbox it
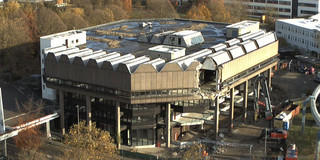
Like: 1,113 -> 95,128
209,51 -> 231,66
238,30 -> 266,42
226,45 -> 245,59
225,38 -> 241,47
209,43 -> 228,52
240,40 -> 258,53
253,32 -> 277,48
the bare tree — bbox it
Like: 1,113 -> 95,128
36,5 -> 67,36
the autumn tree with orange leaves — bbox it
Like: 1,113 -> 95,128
186,4 -> 212,21
13,99 -> 46,160
61,121 -> 119,160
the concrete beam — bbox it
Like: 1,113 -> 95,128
46,121 -> 51,138
86,96 -> 92,131
214,96 -> 220,140
116,102 -> 121,149
166,103 -> 171,148
268,68 -> 272,89
229,88 -> 234,131
243,81 -> 248,123
59,90 -> 65,135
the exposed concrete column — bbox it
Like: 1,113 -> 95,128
86,96 -> 92,131
46,121 -> 51,138
243,81 -> 248,123
229,88 -> 234,131
268,68 -> 272,89
214,96 -> 220,140
166,103 -> 171,148
116,102 -> 121,149
59,90 -> 65,135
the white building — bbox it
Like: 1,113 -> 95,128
275,14 -> 320,57
226,0 -> 320,18
40,30 -> 86,100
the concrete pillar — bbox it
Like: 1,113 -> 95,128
268,68 -> 272,89
229,88 -> 234,131
59,90 -> 65,135
116,102 -> 121,149
166,103 -> 171,148
243,81 -> 248,123
214,96 -> 220,140
46,121 -> 51,138
86,96 -> 92,131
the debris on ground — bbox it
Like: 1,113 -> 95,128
87,37 -> 121,48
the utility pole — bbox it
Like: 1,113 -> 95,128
264,128 -> 267,158
0,88 -> 7,158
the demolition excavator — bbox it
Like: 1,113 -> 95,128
254,75 -> 288,143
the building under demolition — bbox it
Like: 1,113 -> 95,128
41,19 -> 279,148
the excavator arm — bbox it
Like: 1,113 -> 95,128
254,75 -> 273,121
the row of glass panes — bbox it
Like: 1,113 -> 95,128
131,129 -> 154,146
131,88 -> 198,98
172,99 -> 211,107
93,109 -> 115,119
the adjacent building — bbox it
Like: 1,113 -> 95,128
41,19 -> 279,148
226,0 -> 320,18
275,14 -> 320,58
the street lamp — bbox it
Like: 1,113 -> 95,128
75,105 -> 85,125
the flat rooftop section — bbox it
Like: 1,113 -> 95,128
226,20 -> 259,29
41,30 -> 85,40
84,19 -> 227,55
277,14 -> 320,31
148,45 -> 185,53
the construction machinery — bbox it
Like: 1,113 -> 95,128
254,76 -> 288,145
253,75 -> 273,122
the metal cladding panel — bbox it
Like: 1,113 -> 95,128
221,41 -> 278,82
240,40 -> 258,53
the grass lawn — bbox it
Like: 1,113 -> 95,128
287,100 -> 319,159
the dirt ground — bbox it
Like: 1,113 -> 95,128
212,67 -> 319,159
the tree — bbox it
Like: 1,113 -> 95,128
106,4 -> 129,21
36,5 -> 67,36
59,8 -> 88,30
225,0 -> 248,23
206,0 -> 231,22
186,4 -> 212,21
87,8 -> 114,26
62,121 -> 119,160
13,99 -> 45,160
146,0 -> 179,18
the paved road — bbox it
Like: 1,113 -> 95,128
0,81 -> 30,126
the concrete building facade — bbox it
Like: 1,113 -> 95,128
40,30 -> 86,100
226,0 -> 320,18
41,19 -> 279,148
